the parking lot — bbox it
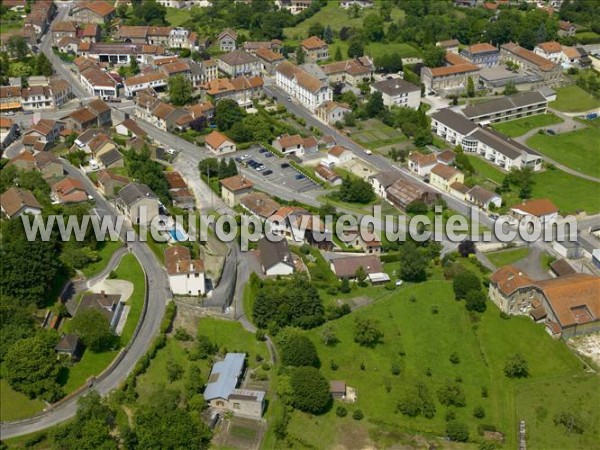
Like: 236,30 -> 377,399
235,147 -> 320,193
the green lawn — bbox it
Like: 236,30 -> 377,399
81,240 -> 123,277
348,118 -> 408,150
486,247 -> 530,267
365,41 -> 422,59
271,276 -> 591,449
526,127 -> 600,179
550,85 -> 600,113
0,379 -> 45,422
59,350 -> 119,394
467,154 -> 600,214
166,7 -> 191,27
491,113 -> 564,138
114,253 -> 146,344
284,1 -> 405,41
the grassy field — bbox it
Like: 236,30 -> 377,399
59,350 -> 119,394
81,240 -> 123,277
550,85 -> 600,113
114,253 -> 146,344
365,41 -> 421,59
466,155 -> 600,214
0,379 -> 45,422
486,247 -> 530,267
269,273 -> 593,449
136,318 -> 269,401
284,1 -> 405,41
348,118 -> 408,150
491,113 -> 563,138
526,127 -> 600,179
166,7 -> 191,27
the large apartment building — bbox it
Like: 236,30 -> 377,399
462,91 -> 548,125
421,52 -> 480,95
500,42 -> 562,87
431,108 -> 542,172
275,61 -> 332,112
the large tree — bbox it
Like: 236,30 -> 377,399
398,243 -> 427,282
4,336 -> 62,401
423,45 -> 446,67
280,334 -> 320,368
452,270 -> 481,300
69,309 -> 116,352
337,177 -> 375,204
215,99 -> 245,132
168,74 -> 193,106
353,317 -> 383,347
290,367 -> 331,414
366,90 -> 385,118
35,53 -> 53,77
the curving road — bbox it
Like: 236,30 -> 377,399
0,162 -> 170,439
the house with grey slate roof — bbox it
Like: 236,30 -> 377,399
116,182 -> 159,225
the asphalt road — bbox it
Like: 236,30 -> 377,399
0,162 -> 170,440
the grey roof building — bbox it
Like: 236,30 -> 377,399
463,91 -> 548,125
117,182 -> 158,207
431,108 -> 478,137
204,353 -> 246,401
257,236 -> 295,276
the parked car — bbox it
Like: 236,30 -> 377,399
262,170 -> 273,176
489,213 -> 499,220
364,149 -> 372,155
265,152 -> 274,158
546,129 -> 556,135
295,174 -> 305,180
166,148 -> 176,156
259,147 -> 267,153
4,111 -> 15,116
235,157 -> 242,163
281,163 -> 290,168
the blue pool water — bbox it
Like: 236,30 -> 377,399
168,228 -> 187,242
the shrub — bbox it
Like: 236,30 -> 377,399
446,420 -> 469,442
554,411 -> 585,434
474,406 -> 485,418
449,352 -> 460,364
330,359 -> 339,371
300,243 -> 311,254
352,409 -> 364,420
255,329 -> 266,341
336,406 -> 347,417
431,305 -> 439,314
174,327 -> 192,341
280,335 -> 320,368
391,363 -> 401,375
437,380 -> 466,407
290,367 -> 331,414
504,353 -> 529,378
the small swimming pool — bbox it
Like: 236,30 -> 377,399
168,228 -> 188,242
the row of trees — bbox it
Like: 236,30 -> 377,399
0,47 -> 53,83
198,157 -> 238,180
125,147 -> 171,204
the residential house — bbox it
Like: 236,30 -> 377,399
407,152 -> 438,178
80,66 -> 118,99
369,170 -> 402,199
509,198 -> 558,227
204,353 -> 266,419
217,50 -> 261,77
316,101 -> 351,125
421,52 -> 480,95
76,291 -> 123,332
276,0 -> 312,15
436,149 -> 456,165
0,188 -> 42,218
201,76 -> 263,109
165,246 -> 206,296
557,20 -> 576,37
500,42 -> 562,87
258,237 -> 295,276
370,78 -> 421,109
51,20 -> 77,46
88,98 -> 112,126
98,148 -> 124,170
0,85 -> 22,111
466,185 -> 502,209
57,36 -> 80,54
349,232 -> 382,254
436,39 -> 460,54
164,171 -> 195,210
330,255 -> 383,279
315,164 -> 342,186
49,78 -> 73,108
52,177 -> 89,204
459,43 -> 500,68
22,119 -> 64,150
271,134 -> 315,157
97,170 -> 129,198
243,39 -> 283,54
488,265 -> 536,315
220,175 -> 254,207
124,72 -> 167,97
321,57 -> 374,86
61,107 -> 98,131
462,91 -> 548,125
275,61 -> 332,111
300,36 -> 329,62
21,86 -> 53,110
534,41 -> 563,63
240,192 -> 280,221
340,0 -> 374,8
81,23 -> 101,43
255,48 -> 285,75
550,259 -> 576,278
386,177 -> 440,210
429,163 -> 464,193
115,118 -> 147,139
326,145 -> 353,166
116,182 -> 160,225
205,131 -> 236,155
34,152 -> 63,180
7,150 -> 37,172
0,117 -> 17,149
55,335 -> 84,361
71,2 -> 116,24
449,181 -> 470,201
217,28 -> 237,52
